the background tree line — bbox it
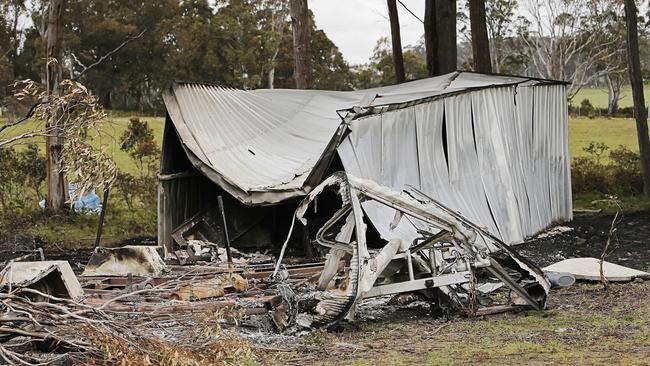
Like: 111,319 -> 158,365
2,0 -> 650,114
0,0 -> 354,113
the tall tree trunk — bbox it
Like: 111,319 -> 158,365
435,0 -> 457,74
45,0 -> 67,211
290,0 -> 311,89
424,0 -> 437,76
469,0 -> 492,73
387,0 -> 405,83
624,0 -> 650,197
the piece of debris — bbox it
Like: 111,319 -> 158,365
544,271 -> 576,288
275,172 -> 550,328
168,273 -> 248,301
533,226 -> 573,240
544,257 -> 650,282
81,246 -> 167,277
0,261 -> 84,299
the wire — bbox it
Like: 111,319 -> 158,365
397,0 -> 424,24
272,211 -> 298,279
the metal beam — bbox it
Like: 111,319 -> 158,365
364,271 -> 470,298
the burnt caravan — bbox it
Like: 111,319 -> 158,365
159,71 -> 571,260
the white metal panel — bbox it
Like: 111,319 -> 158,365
471,88 -> 523,243
338,84 -> 571,244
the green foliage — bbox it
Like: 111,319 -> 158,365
571,142 -> 643,195
580,98 -> 594,114
114,172 -> 156,211
0,144 -> 45,210
350,37 -> 428,88
119,117 -> 160,178
582,141 -> 609,161
15,144 -> 46,200
271,13 -> 354,90
112,116 -> 160,230
4,0 -> 354,110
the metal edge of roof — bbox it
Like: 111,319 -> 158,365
337,79 -> 568,121
170,70 -> 569,92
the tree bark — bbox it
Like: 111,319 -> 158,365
387,0 -> 405,83
424,0 -> 437,76
624,0 -> 650,197
606,73 -> 621,116
469,0 -> 492,73
434,0 -> 457,75
45,0 -> 67,211
289,0 -> 311,89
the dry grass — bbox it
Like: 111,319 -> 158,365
272,281 -> 650,365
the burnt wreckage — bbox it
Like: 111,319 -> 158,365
159,71 -> 571,326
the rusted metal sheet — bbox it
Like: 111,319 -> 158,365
167,274 -> 248,301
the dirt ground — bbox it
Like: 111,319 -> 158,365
518,210 -> 650,272
1,210 -> 649,365
264,210 -> 650,365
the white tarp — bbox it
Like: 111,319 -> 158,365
338,84 -> 572,244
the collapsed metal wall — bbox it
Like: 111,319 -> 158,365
337,84 -> 572,245
158,118 -> 294,257
158,118 -> 217,255
158,75 -> 572,254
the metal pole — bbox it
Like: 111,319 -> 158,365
217,196 -> 232,264
94,188 -> 109,247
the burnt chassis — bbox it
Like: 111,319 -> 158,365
286,172 -> 550,327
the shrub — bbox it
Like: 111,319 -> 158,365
571,142 -> 643,195
608,145 -> 643,194
571,156 -> 609,193
120,117 -> 160,178
580,98 -> 594,115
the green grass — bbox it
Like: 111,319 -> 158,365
2,115 -> 640,162
0,115 -> 165,175
569,117 -> 639,158
100,116 -> 165,175
572,84 -> 650,109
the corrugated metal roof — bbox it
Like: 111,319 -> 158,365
162,71 -> 562,205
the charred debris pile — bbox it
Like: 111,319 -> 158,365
0,173 -> 563,364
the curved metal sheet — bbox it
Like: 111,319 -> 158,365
163,72 -> 563,205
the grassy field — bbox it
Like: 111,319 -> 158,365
571,85 -> 650,109
1,115 -> 641,167
569,117 -> 639,157
0,115 -> 165,175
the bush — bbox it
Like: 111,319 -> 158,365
608,145 -> 643,194
0,145 -> 46,210
580,99 -> 594,115
120,117 -> 160,178
571,156 -> 609,193
571,142 -> 643,195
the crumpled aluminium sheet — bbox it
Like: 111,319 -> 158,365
162,72 -> 558,205
338,84 -> 572,245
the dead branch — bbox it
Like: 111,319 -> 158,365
600,197 -> 623,288
71,29 -> 147,81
